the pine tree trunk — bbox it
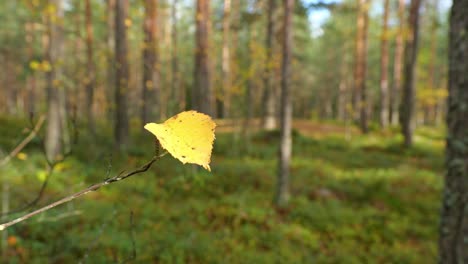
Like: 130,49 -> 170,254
141,0 -> 160,124
389,0 -> 405,125
438,0 -> 468,262
85,0 -> 96,134
171,0 -> 182,113
275,0 -> 294,207
106,0 -> 115,120
193,0 -> 212,115
379,0 -> 390,128
354,0 -> 369,133
262,0 -> 277,130
114,0 -> 130,149
400,0 -> 421,148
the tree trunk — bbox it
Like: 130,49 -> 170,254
25,22 -> 36,115
221,0 -> 232,118
428,0 -> 439,125
275,0 -> 294,207
106,0 -> 116,121
262,0 -> 277,130
193,0 -> 212,115
400,0 -> 421,148
171,0 -> 183,112
114,0 -> 130,149
390,0 -> 405,125
85,0 -> 96,134
379,0 -> 390,128
45,0 -> 69,161
354,0 -> 369,133
439,0 -> 468,262
141,0 -> 160,124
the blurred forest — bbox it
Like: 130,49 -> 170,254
1,0 -> 467,263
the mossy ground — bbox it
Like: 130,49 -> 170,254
0,116 -> 444,263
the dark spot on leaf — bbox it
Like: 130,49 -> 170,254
182,155 -> 186,159
192,147 -> 196,150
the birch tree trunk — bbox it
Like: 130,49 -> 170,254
262,0 -> 277,130
275,0 -> 294,207
45,0 -> 69,161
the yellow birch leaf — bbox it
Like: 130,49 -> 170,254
144,111 -> 216,171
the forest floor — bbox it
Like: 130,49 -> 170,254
0,116 -> 444,263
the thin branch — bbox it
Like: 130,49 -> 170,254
0,153 -> 166,231
0,115 -> 45,167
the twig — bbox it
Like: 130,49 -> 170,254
0,115 -> 45,167
0,153 -> 167,231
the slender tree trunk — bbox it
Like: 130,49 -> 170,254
221,0 -> 232,118
439,0 -> 468,261
354,0 -> 369,133
379,0 -> 390,128
390,0 -> 405,125
275,0 -> 294,207
106,0 -> 116,121
141,0 -> 160,124
171,0 -> 182,112
45,0 -> 68,161
85,0 -> 96,134
428,0 -> 439,125
114,0 -> 130,149
400,0 -> 421,148
193,0 -> 212,115
25,22 -> 36,115
262,0 -> 277,130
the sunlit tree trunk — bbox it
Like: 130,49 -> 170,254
45,0 -> 69,161
114,0 -> 130,149
275,0 -> 294,207
439,0 -> 468,261
262,0 -> 277,130
379,0 -> 390,128
141,0 -> 160,124
390,0 -> 405,125
85,0 -> 96,134
400,0 -> 421,147
193,0 -> 212,115
354,0 -> 369,133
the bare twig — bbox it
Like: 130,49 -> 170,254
0,153 -> 167,231
0,115 -> 45,167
